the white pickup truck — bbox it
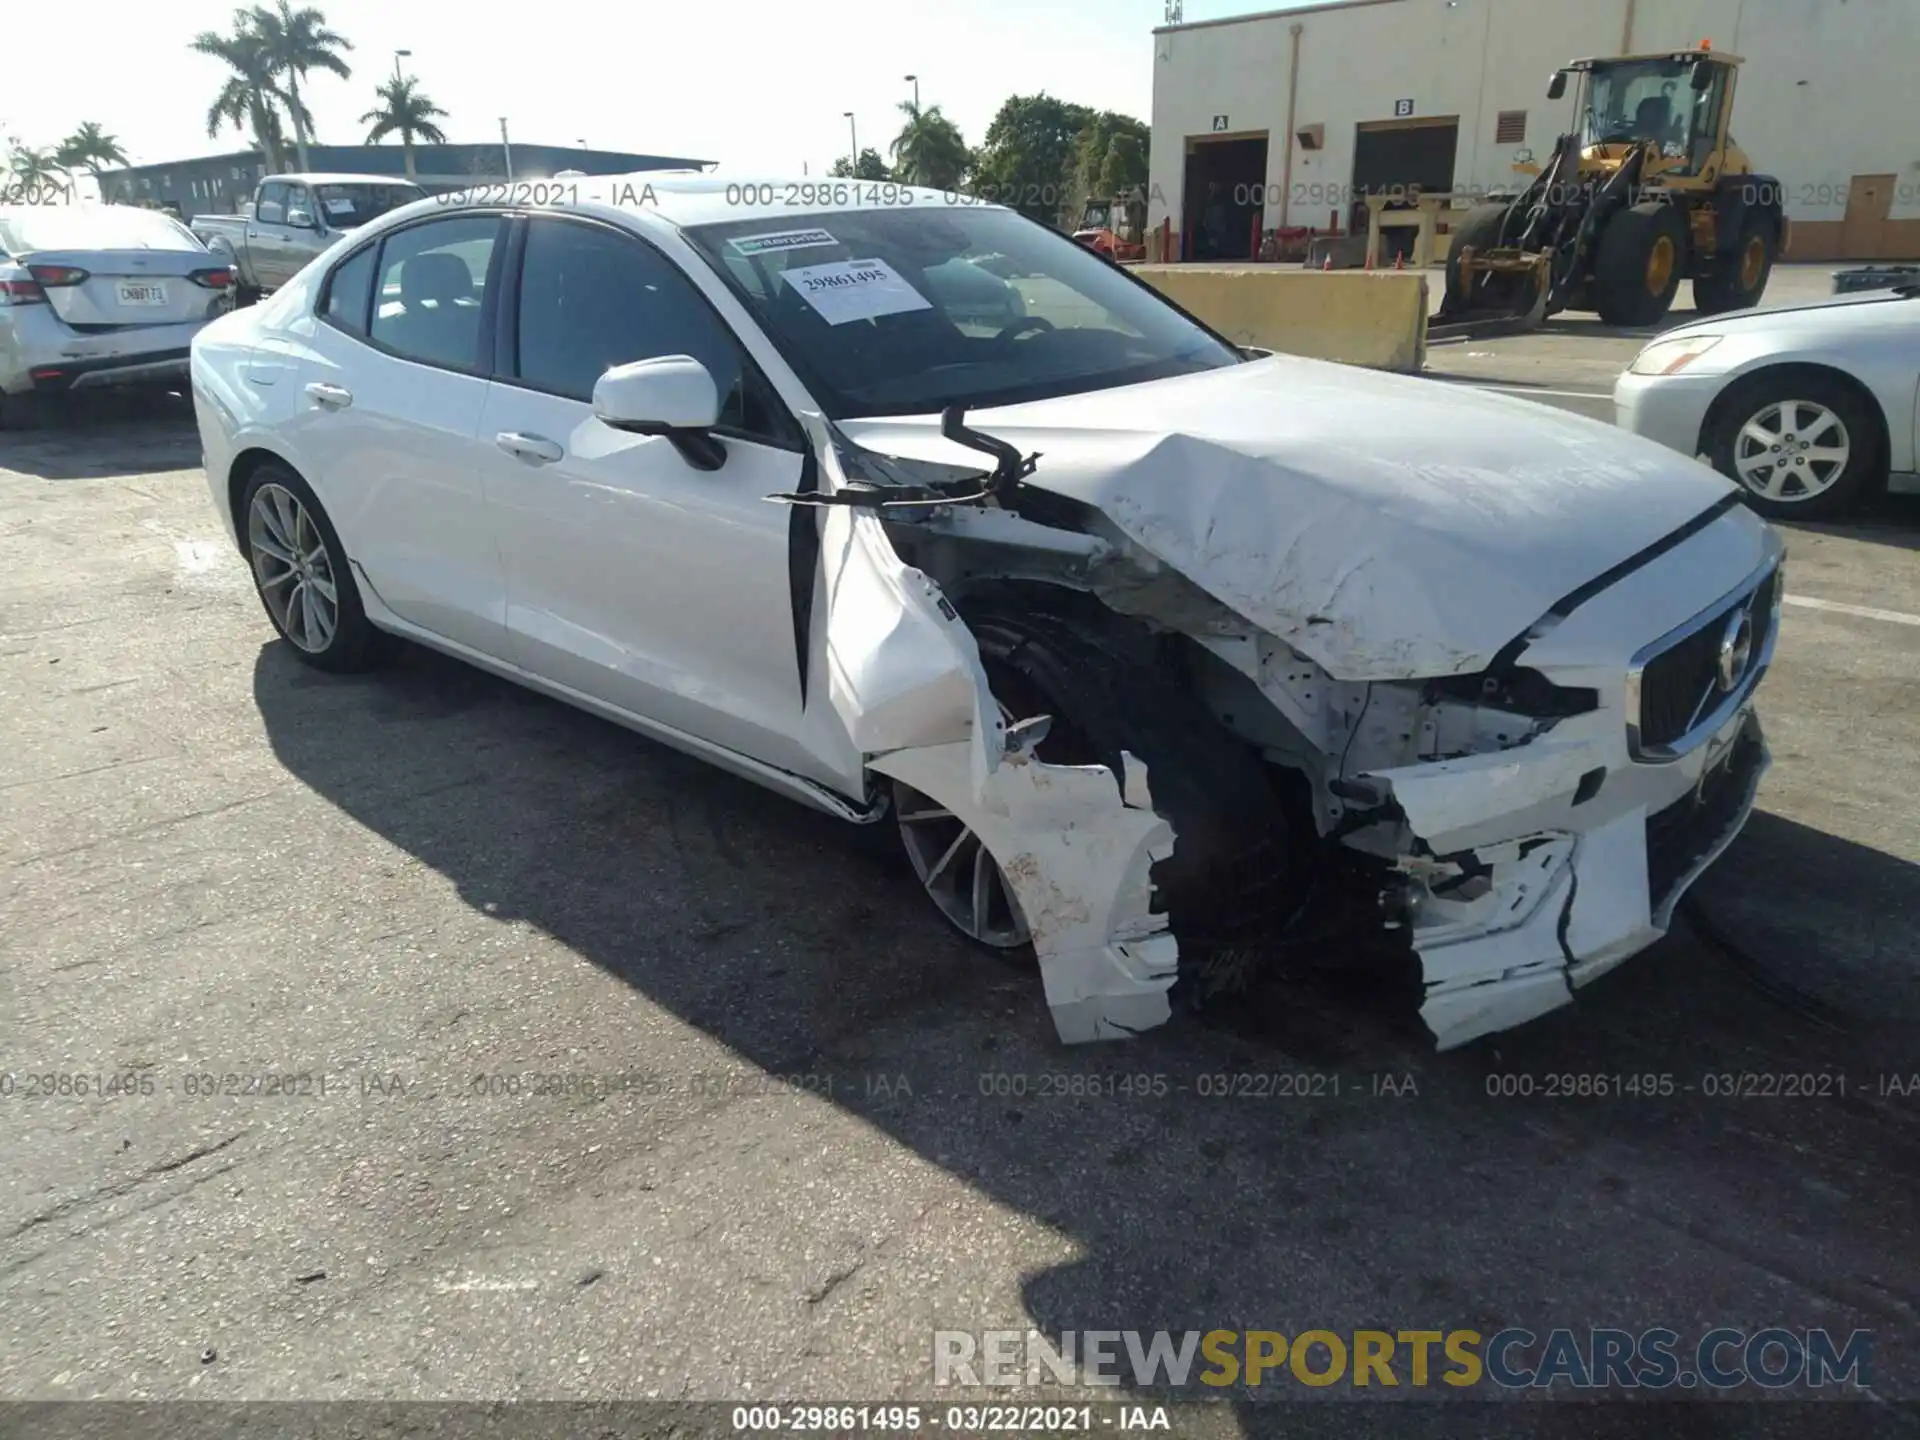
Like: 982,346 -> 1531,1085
190,173 -> 426,301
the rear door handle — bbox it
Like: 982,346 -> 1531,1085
495,431 -> 563,464
304,381 -> 353,409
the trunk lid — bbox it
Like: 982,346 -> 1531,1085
22,247 -> 226,328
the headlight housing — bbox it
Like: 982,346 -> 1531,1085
1629,334 -> 1723,376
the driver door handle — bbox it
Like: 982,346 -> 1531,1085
304,381 -> 353,409
496,431 -> 563,464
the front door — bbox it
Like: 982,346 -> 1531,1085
1841,174 -> 1896,260
247,180 -> 313,290
476,213 -> 840,786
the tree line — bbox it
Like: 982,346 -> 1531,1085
9,6 -> 1148,228
836,94 -> 1149,226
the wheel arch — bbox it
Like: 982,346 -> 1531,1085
225,446 -> 305,556
1697,361 -> 1891,486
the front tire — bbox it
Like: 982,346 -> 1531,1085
1694,211 -> 1776,314
1707,372 -> 1880,520
240,462 -> 386,671
1594,201 -> 1688,326
900,607 -> 1304,998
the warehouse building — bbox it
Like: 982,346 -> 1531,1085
1149,0 -> 1919,262
103,142 -> 711,217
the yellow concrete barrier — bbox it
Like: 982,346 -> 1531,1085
1130,266 -> 1429,372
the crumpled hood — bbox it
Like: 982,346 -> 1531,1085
839,354 -> 1753,679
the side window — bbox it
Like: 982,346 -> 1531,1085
284,184 -> 312,225
368,216 -> 501,372
255,181 -> 288,225
515,217 -> 786,440
320,245 -> 376,336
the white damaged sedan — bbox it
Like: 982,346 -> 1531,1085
190,176 -> 1781,1049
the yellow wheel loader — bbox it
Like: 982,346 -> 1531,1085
1438,46 -> 1787,335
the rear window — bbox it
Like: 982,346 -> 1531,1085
314,184 -> 425,228
0,206 -> 204,254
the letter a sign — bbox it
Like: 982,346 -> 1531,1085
1211,115 -> 1230,132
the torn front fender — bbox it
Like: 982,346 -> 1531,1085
799,414 -> 1182,1043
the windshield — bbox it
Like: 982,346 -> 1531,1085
0,205 -> 204,255
1080,202 -> 1112,230
1580,58 -> 1726,171
682,206 -> 1241,418
314,183 -> 425,227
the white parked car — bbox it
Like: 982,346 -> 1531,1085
1614,284 -> 1920,518
1,204 -> 235,425
190,177 -> 1782,1050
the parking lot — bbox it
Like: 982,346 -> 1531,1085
2,290 -> 1917,1425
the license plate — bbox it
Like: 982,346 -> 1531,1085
115,281 -> 167,307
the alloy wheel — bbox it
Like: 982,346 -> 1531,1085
248,482 -> 339,652
893,776 -> 1031,949
1731,400 -> 1851,503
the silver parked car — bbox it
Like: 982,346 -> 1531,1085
0,205 -> 236,425
1614,284 -> 1920,518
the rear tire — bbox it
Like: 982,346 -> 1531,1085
239,462 -> 387,672
1694,210 -> 1776,314
914,607 -> 1305,999
1594,201 -> 1688,326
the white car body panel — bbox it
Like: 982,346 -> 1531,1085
191,176 -> 1785,1050
1614,290 -> 1920,486
839,356 -> 1741,682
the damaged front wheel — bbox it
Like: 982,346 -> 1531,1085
893,777 -> 1033,950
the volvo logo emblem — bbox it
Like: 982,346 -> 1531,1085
1716,606 -> 1755,693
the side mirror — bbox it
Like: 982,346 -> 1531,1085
286,207 -> 315,229
1546,70 -> 1568,100
592,355 -> 727,470
1690,61 -> 1716,92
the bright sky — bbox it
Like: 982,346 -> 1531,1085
2,0 -> 1314,174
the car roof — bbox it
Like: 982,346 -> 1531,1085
268,173 -> 425,187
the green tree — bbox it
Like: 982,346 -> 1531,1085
248,1 -> 354,172
192,13 -> 291,171
968,93 -> 1096,225
888,101 -> 969,189
361,75 -> 448,180
829,148 -> 891,180
55,122 -> 131,200
1072,112 -> 1150,203
8,145 -> 72,201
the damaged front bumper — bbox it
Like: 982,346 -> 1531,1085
1385,708 -> 1769,1050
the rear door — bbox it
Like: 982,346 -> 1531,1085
289,211 -> 513,656
0,208 -> 225,332
474,213 -> 837,783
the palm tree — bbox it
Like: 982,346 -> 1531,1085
8,146 -> 72,201
889,101 -> 970,190
55,122 -> 131,201
248,1 -> 353,172
193,15 -> 289,171
361,75 -> 448,181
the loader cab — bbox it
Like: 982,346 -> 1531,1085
1551,50 -> 1741,187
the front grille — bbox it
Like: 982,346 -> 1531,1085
1646,712 -> 1764,914
1633,565 -> 1780,756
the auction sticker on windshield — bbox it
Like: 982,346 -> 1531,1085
323,197 -> 357,216
729,228 -> 840,257
781,257 -> 933,325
